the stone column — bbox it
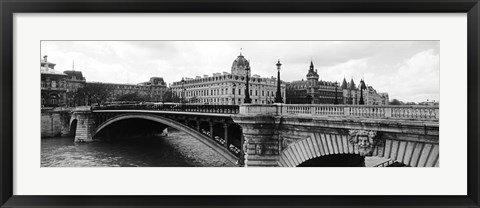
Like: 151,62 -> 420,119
223,123 -> 229,148
74,108 -> 94,142
209,121 -> 214,139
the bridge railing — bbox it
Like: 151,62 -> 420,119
240,104 -> 439,120
373,160 -> 396,167
92,103 -> 240,114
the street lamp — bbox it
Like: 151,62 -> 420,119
274,59 -> 283,103
334,81 -> 339,105
233,83 -> 237,105
181,77 -> 185,104
244,64 -> 252,104
359,79 -> 366,105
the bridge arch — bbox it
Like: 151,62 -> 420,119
94,113 -> 238,165
278,133 -> 439,167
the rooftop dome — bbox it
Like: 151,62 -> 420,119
232,53 -> 249,67
231,52 -> 250,76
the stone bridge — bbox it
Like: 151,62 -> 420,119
70,104 -> 439,167
234,105 -> 439,167
70,104 -> 243,166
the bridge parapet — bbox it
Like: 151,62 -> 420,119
240,104 -> 439,121
93,103 -> 239,114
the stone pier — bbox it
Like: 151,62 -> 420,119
73,107 -> 94,142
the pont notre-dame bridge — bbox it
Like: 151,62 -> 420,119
70,104 -> 439,167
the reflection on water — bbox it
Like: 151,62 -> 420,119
41,130 -> 234,167
42,129 -> 389,167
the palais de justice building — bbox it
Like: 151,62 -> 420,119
171,53 -> 286,105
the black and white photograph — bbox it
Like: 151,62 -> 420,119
40,41 -> 439,167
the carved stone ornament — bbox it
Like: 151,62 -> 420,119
281,137 -> 297,149
348,130 -> 380,156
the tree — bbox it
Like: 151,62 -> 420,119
162,89 -> 181,103
117,92 -> 147,102
189,96 -> 199,103
66,90 -> 87,107
77,83 -> 113,106
389,99 -> 404,105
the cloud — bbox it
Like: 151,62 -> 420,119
40,41 -> 439,102
375,49 -> 440,102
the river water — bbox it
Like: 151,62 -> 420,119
41,129 -> 234,167
42,129 -> 387,167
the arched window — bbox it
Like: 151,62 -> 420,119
50,94 -> 58,106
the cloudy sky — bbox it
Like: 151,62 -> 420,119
41,41 -> 439,103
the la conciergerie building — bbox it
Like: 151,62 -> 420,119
286,61 -> 389,105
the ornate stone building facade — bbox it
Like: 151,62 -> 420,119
170,53 -> 286,105
365,87 -> 389,105
41,55 -> 67,107
286,61 -> 343,104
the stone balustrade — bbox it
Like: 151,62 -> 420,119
92,103 -> 239,114
90,103 -> 439,120
239,104 -> 439,120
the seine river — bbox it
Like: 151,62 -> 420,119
41,129 -> 234,167
42,129 -> 386,167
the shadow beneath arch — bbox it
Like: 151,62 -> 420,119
69,119 -> 78,139
297,154 -> 365,167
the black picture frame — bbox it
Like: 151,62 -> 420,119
1,0 -> 479,207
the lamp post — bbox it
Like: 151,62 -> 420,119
359,79 -> 366,105
233,83 -> 237,105
244,65 -> 252,104
274,60 -> 283,103
334,81 -> 339,104
181,77 -> 185,104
